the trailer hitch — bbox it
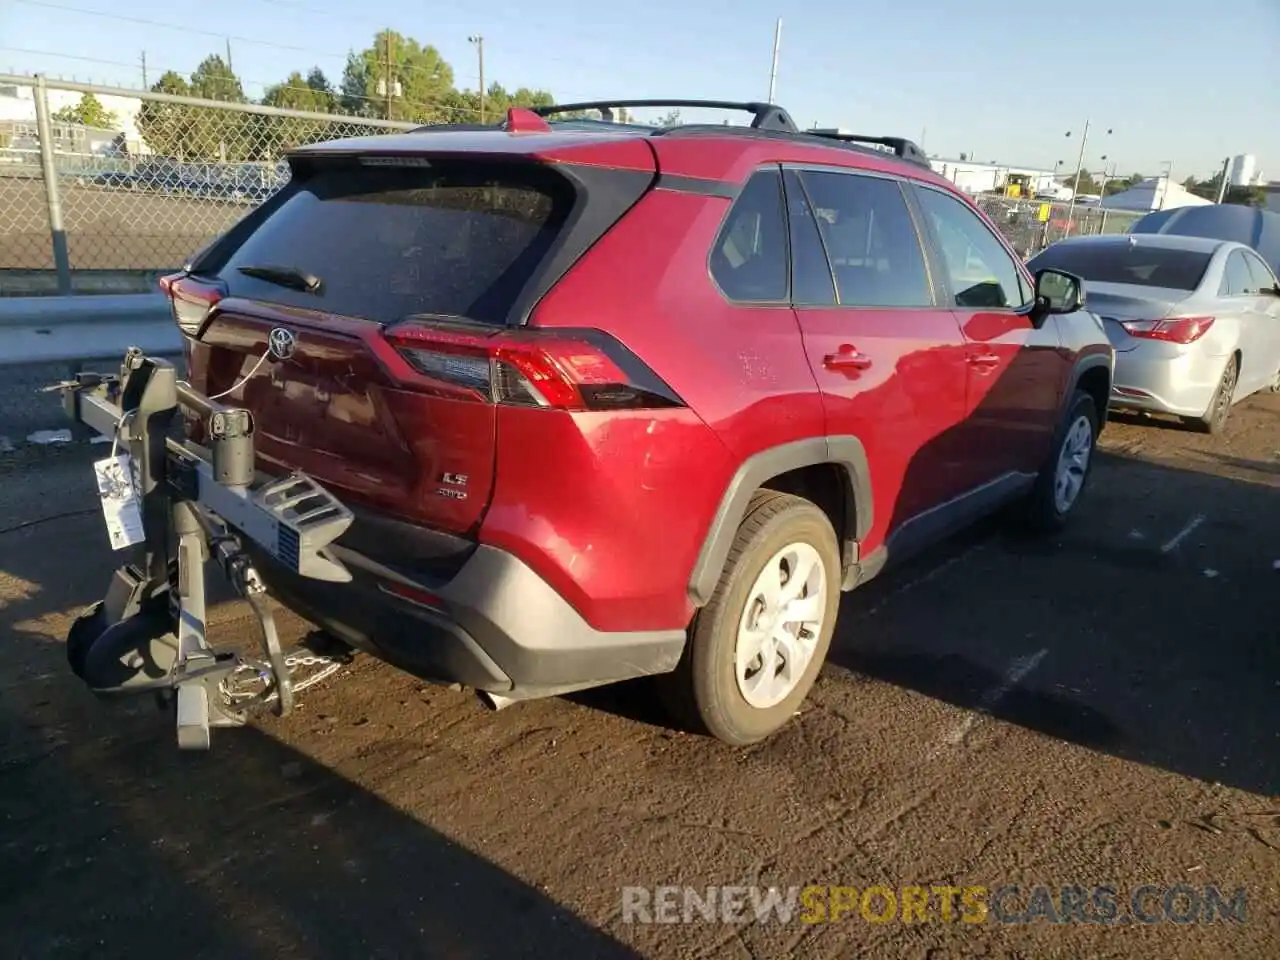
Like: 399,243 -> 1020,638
58,348 -> 355,750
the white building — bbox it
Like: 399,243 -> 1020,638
927,157 -> 1060,197
0,81 -> 149,155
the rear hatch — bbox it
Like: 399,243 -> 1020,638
173,136 -> 656,537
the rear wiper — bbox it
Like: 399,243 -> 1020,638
236,263 -> 322,293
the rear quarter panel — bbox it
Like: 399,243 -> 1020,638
492,182 -> 826,633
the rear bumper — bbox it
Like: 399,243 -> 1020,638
1108,347 -> 1227,418
246,540 -> 688,700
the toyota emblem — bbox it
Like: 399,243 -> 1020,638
268,327 -> 297,361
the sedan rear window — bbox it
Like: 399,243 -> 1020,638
1029,243 -> 1211,291
216,158 -> 575,325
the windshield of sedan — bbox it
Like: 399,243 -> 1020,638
1029,243 -> 1212,291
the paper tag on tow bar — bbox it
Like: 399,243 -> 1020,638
93,454 -> 145,550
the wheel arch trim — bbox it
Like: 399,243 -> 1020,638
687,436 -> 872,606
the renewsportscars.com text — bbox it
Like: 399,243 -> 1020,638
620,884 -> 1248,925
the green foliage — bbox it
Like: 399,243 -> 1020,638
340,30 -> 455,122
52,93 -> 118,130
135,32 -> 559,159
1185,171 -> 1266,207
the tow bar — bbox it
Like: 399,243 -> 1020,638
55,347 -> 356,750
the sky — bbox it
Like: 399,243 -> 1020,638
2,0 -> 1278,180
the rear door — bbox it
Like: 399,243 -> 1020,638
911,183 -> 1066,486
1242,249 -> 1280,386
183,152 -> 642,534
780,166 -> 970,547
1219,249 -> 1272,393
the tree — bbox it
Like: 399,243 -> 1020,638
52,93 -> 118,129
1060,170 -> 1101,195
341,30 -> 455,122
136,70 -> 196,159
1185,171 -> 1266,207
190,55 -> 245,103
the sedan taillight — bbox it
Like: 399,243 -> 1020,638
1119,316 -> 1215,344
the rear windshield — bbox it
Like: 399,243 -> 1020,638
1029,243 -> 1211,291
216,158 -> 575,325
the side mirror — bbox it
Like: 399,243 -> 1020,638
1029,267 -> 1084,326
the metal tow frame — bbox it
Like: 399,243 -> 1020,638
58,347 -> 356,750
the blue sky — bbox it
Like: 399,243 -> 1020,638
3,0 -> 1278,179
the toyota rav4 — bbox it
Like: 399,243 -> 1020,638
70,99 -> 1114,747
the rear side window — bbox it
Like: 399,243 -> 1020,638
1030,242 -> 1211,291
217,159 -> 575,325
710,169 -> 789,303
1244,250 -> 1278,291
796,171 -> 933,308
1221,251 -> 1256,296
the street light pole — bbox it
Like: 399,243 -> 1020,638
1063,119 -> 1090,237
767,18 -> 782,104
468,35 -> 485,123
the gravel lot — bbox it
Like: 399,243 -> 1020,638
1,373 -> 1278,959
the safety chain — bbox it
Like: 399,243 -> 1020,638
219,651 -> 347,705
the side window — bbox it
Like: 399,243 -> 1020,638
915,187 -> 1032,310
782,169 -> 836,306
1243,251 -> 1277,292
794,170 -> 933,308
1222,251 -> 1255,296
710,169 -> 789,303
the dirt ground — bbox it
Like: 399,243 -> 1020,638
1,384 -> 1278,959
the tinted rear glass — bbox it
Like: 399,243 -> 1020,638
1029,243 -> 1211,291
218,159 -> 575,325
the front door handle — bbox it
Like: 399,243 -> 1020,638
824,345 -> 873,370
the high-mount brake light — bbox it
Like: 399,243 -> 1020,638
1119,316 -> 1215,345
382,323 -> 684,412
160,272 -> 227,337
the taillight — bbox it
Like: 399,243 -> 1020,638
1119,316 -> 1215,344
381,322 -> 684,411
160,272 -> 226,337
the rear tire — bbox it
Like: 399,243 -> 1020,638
659,491 -> 841,746
1192,355 -> 1238,435
1021,390 -> 1099,534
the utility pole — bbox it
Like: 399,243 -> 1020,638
384,30 -> 393,120
1097,160 -> 1116,233
1215,156 -> 1230,203
469,35 -> 485,122
140,50 -> 147,88
225,38 -> 233,72
1157,160 -> 1172,209
767,18 -> 782,104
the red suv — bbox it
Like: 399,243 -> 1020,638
166,100 -> 1113,745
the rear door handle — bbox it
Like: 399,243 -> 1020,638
824,345 -> 873,370
967,353 -> 1001,368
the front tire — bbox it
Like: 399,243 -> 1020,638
660,491 -> 841,746
1022,390 -> 1099,533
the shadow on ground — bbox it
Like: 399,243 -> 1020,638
0,516 -> 641,960
827,450 -> 1280,797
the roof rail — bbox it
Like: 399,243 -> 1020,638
807,130 -> 931,168
530,99 -> 799,132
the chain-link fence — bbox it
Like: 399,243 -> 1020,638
973,194 -> 1145,260
3,73 -> 1151,290
1,74 -> 417,291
